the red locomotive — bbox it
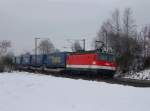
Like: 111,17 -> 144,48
66,50 -> 116,76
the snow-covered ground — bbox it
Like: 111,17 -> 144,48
124,69 -> 150,80
0,72 -> 150,111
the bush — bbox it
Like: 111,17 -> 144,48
0,55 -> 14,72
144,57 -> 150,68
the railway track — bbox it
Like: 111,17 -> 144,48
20,69 -> 150,87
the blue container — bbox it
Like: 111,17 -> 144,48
22,55 -> 31,66
44,52 -> 67,68
15,56 -> 22,65
31,55 -> 46,67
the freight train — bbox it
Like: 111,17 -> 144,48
14,50 -> 116,76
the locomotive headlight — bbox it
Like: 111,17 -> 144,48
105,63 -> 110,66
92,61 -> 96,65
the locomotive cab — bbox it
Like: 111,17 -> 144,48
95,52 -> 116,75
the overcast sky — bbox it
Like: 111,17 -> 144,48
0,0 -> 150,54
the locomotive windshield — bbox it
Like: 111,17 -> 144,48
97,53 -> 115,62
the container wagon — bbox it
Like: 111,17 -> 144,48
44,52 -> 67,68
21,54 -> 31,69
30,55 -> 46,70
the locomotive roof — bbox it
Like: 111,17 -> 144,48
69,50 -> 114,55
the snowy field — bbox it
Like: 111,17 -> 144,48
0,72 -> 150,111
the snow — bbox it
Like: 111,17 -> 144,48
124,69 -> 150,80
0,72 -> 150,111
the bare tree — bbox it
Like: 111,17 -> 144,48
123,8 -> 137,38
139,26 -> 150,68
108,9 -> 121,35
38,39 -> 56,54
0,40 -> 11,56
141,26 -> 150,57
0,40 -> 12,72
71,40 -> 83,52
96,9 -> 122,55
